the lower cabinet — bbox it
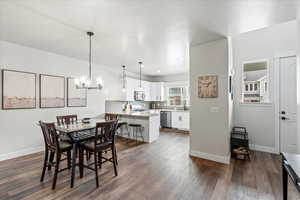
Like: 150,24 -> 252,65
171,111 -> 189,130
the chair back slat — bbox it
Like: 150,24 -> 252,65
95,120 -> 118,147
105,113 -> 118,121
39,121 -> 60,151
56,115 -> 78,125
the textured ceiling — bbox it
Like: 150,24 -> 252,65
0,0 -> 298,75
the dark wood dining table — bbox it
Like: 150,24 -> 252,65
55,118 -> 106,188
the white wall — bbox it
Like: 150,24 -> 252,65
0,40 -> 125,161
232,21 -> 297,153
189,38 -> 231,164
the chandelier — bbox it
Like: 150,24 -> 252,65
75,32 -> 103,90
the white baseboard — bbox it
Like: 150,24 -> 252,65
189,150 -> 231,164
0,145 -> 43,162
249,144 -> 277,154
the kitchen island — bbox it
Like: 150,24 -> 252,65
105,111 -> 160,143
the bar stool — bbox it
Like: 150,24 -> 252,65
117,121 -> 130,138
128,123 -> 144,144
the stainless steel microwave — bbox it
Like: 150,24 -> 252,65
134,91 -> 145,101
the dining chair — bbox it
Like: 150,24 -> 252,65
104,113 -> 118,121
79,120 -> 118,187
56,114 -> 78,125
39,121 -> 72,190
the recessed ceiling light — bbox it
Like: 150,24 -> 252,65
157,70 -> 161,73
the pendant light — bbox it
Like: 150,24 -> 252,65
75,31 -> 103,90
138,61 -> 143,88
122,65 -> 127,92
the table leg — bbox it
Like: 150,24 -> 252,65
71,143 -> 77,188
282,162 -> 288,200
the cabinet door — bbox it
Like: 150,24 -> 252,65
158,82 -> 165,101
142,80 -> 151,101
171,111 -> 190,130
126,78 -> 137,101
150,82 -> 157,101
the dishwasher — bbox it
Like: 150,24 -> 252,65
160,111 -> 172,128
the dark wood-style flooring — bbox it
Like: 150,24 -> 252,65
0,132 -> 299,200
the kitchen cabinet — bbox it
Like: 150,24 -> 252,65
120,78 -> 164,102
171,111 -> 190,130
150,82 -> 164,101
142,80 -> 151,101
122,77 -> 138,101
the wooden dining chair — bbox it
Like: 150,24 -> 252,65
39,121 -> 72,190
79,120 -> 118,187
104,113 -> 118,121
56,114 -> 78,125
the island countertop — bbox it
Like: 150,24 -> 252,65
105,110 -> 160,118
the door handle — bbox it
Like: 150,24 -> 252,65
281,116 -> 290,120
281,111 -> 286,115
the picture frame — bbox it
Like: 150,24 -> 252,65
39,74 -> 65,108
2,69 -> 36,109
198,75 -> 218,98
67,77 -> 87,107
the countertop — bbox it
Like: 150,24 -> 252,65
106,111 -> 160,118
150,109 -> 190,112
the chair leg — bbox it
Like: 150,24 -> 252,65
67,150 -> 71,170
86,150 -> 90,162
40,150 -> 49,182
114,144 -> 118,166
79,148 -> 84,178
94,151 -> 99,187
98,151 -> 102,169
52,152 -> 61,190
112,146 -> 118,176
48,152 -> 55,171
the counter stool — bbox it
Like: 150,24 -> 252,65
117,121 -> 129,138
128,123 -> 144,144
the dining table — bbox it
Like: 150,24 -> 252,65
55,118 -> 107,188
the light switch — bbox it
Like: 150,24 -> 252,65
210,106 -> 220,112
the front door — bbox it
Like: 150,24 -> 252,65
279,56 -> 297,153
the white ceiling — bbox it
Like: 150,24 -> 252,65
0,0 -> 299,75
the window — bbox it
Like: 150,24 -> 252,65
167,86 -> 189,106
242,60 -> 269,103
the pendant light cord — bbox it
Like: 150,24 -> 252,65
89,33 -> 92,80
139,62 -> 142,88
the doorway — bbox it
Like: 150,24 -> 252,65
277,56 -> 297,153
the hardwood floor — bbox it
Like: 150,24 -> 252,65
0,132 -> 299,200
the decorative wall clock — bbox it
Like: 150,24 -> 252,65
198,75 -> 218,98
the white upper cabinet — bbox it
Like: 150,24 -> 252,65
142,80 -> 151,101
120,78 -> 165,102
150,82 -> 164,101
123,77 -> 138,101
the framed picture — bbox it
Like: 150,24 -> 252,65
40,74 -> 65,108
198,75 -> 218,98
67,77 -> 87,107
2,69 -> 36,109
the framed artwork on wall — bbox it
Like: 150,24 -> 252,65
40,74 -> 65,108
67,77 -> 87,107
2,69 -> 36,109
198,75 -> 218,98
